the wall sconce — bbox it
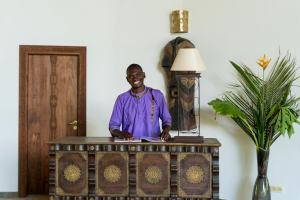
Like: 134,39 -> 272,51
171,10 -> 189,33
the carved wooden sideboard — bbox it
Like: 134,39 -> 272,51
49,137 -> 221,200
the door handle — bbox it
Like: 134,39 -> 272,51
68,120 -> 78,130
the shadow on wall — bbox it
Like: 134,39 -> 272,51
157,47 -> 169,94
201,107 -> 255,200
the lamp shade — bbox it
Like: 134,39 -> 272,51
170,48 -> 206,72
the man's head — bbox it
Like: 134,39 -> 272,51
126,64 -> 145,91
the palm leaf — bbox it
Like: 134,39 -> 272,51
208,99 -> 245,118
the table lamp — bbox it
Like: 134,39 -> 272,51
170,48 -> 206,142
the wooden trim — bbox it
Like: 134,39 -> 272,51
18,45 -> 86,197
77,47 -> 86,136
48,136 -> 221,146
19,46 -> 28,197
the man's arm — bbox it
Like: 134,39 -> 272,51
157,90 -> 172,141
109,95 -> 134,139
109,95 -> 131,138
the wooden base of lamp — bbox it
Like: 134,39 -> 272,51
173,136 -> 204,143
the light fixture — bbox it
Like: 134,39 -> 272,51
170,48 -> 206,142
171,10 -> 189,33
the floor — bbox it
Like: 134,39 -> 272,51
0,195 -> 48,200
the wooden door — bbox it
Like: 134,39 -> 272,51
19,45 -> 86,196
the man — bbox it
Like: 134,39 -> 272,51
109,63 -> 172,141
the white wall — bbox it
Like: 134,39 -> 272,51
0,0 -> 299,199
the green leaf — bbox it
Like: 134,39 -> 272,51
274,107 -> 300,138
208,98 -> 246,119
230,61 -> 261,97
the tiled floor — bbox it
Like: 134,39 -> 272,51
0,195 -> 48,200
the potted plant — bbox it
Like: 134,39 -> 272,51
208,53 -> 300,200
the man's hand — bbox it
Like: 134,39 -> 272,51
120,131 -> 133,139
110,129 -> 133,139
160,125 -> 171,141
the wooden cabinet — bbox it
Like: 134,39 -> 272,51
49,137 -> 221,200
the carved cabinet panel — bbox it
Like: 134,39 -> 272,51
49,137 -> 221,200
178,153 -> 211,198
55,151 -> 88,196
136,153 -> 170,197
96,152 -> 128,196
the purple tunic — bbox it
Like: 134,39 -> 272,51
109,86 -> 172,139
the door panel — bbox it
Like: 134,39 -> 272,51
53,55 -> 78,138
19,45 -> 86,196
27,55 -> 52,193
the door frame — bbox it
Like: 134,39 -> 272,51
19,45 -> 86,197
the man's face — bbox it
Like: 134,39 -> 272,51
126,67 -> 145,89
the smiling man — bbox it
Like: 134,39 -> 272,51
109,63 -> 172,141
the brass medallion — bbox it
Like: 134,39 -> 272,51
104,164 -> 121,183
186,166 -> 204,184
145,166 -> 162,184
63,164 -> 81,183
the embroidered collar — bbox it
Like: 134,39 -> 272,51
130,87 -> 148,99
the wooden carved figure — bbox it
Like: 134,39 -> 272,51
161,37 -> 197,131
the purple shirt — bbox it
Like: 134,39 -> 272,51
109,86 -> 172,139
